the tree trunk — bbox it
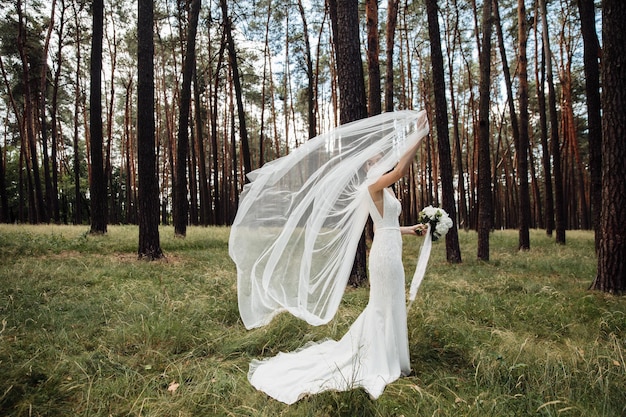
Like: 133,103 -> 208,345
329,0 -> 369,286
534,6 -> 554,235
210,28 -> 227,225
174,0 -> 201,237
39,0 -> 57,224
539,0 -> 565,244
137,0 -> 163,260
89,0 -> 108,234
193,65 -> 209,226
297,0 -> 317,138
366,0 -> 381,116
0,139 -> 8,222
104,4 -> 118,224
447,0 -> 468,230
17,0 -> 46,223
425,0 -> 462,263
122,78 -> 135,224
477,0 -> 493,260
50,0 -> 67,223
516,0 -> 531,250
221,0 -> 252,178
577,0 -> 602,251
384,0 -> 399,112
593,0 -> 626,293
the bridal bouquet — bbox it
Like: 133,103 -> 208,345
418,205 -> 453,241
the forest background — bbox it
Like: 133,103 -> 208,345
1,0 -> 626,414
0,0 -> 624,290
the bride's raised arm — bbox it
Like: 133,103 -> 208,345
368,134 -> 423,194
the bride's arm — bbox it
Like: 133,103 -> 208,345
400,224 -> 428,236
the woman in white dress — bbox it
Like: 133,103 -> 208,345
230,110 -> 432,404
245,132 -> 428,404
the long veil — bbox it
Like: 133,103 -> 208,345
230,110 -> 429,329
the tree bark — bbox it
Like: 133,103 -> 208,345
539,0 -> 565,244
297,0 -> 317,138
425,0 -> 462,263
89,0 -> 108,234
516,0 -> 531,250
174,0 -> 201,237
39,0 -> 57,224
210,29 -> 227,225
447,0 -> 468,230
137,0 -> 163,259
193,65 -> 209,226
366,0 -> 381,116
477,0 -> 493,260
17,0 -> 46,223
593,0 -> 626,293
384,0 -> 399,112
50,0 -> 67,224
0,135 -> 8,222
72,1 -> 83,225
533,4 -> 554,235
221,0 -> 251,178
329,0 -> 369,286
577,0 -> 602,251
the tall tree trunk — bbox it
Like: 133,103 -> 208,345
72,2 -> 83,225
188,124 -> 198,226
366,0 -> 381,116
297,0 -> 317,137
123,78 -> 136,224
329,0 -> 368,125
17,0 -> 46,223
104,3 -> 118,224
534,6 -> 554,235
174,0 -> 201,237
137,0 -> 163,259
329,0 -> 369,286
447,0 -> 468,230
0,49 -> 24,222
50,0 -> 66,223
258,1 -> 271,166
577,0 -> 602,251
477,0 -> 493,260
228,73 -> 238,218
593,0 -> 626,293
384,0 -> 399,112
493,0 -> 520,180
221,0 -> 251,178
39,0 -> 57,224
89,0 -> 107,234
425,0 -> 462,263
539,0 -> 565,244
516,0 -> 531,250
0,142 -> 8,222
193,66 -> 209,226
210,29 -> 227,225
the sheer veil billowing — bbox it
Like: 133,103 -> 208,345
229,110 -> 429,329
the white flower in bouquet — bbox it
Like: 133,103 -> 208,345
418,205 -> 453,241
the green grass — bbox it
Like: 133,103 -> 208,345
0,225 -> 624,416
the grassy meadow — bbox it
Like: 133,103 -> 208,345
0,224 -> 624,416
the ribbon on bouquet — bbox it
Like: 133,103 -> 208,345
408,223 -> 432,310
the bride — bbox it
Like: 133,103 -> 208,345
229,111 -> 430,404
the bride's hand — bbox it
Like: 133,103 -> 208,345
405,224 -> 428,236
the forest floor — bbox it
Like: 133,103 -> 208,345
0,225 -> 624,417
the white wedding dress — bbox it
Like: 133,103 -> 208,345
248,188 -> 411,404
